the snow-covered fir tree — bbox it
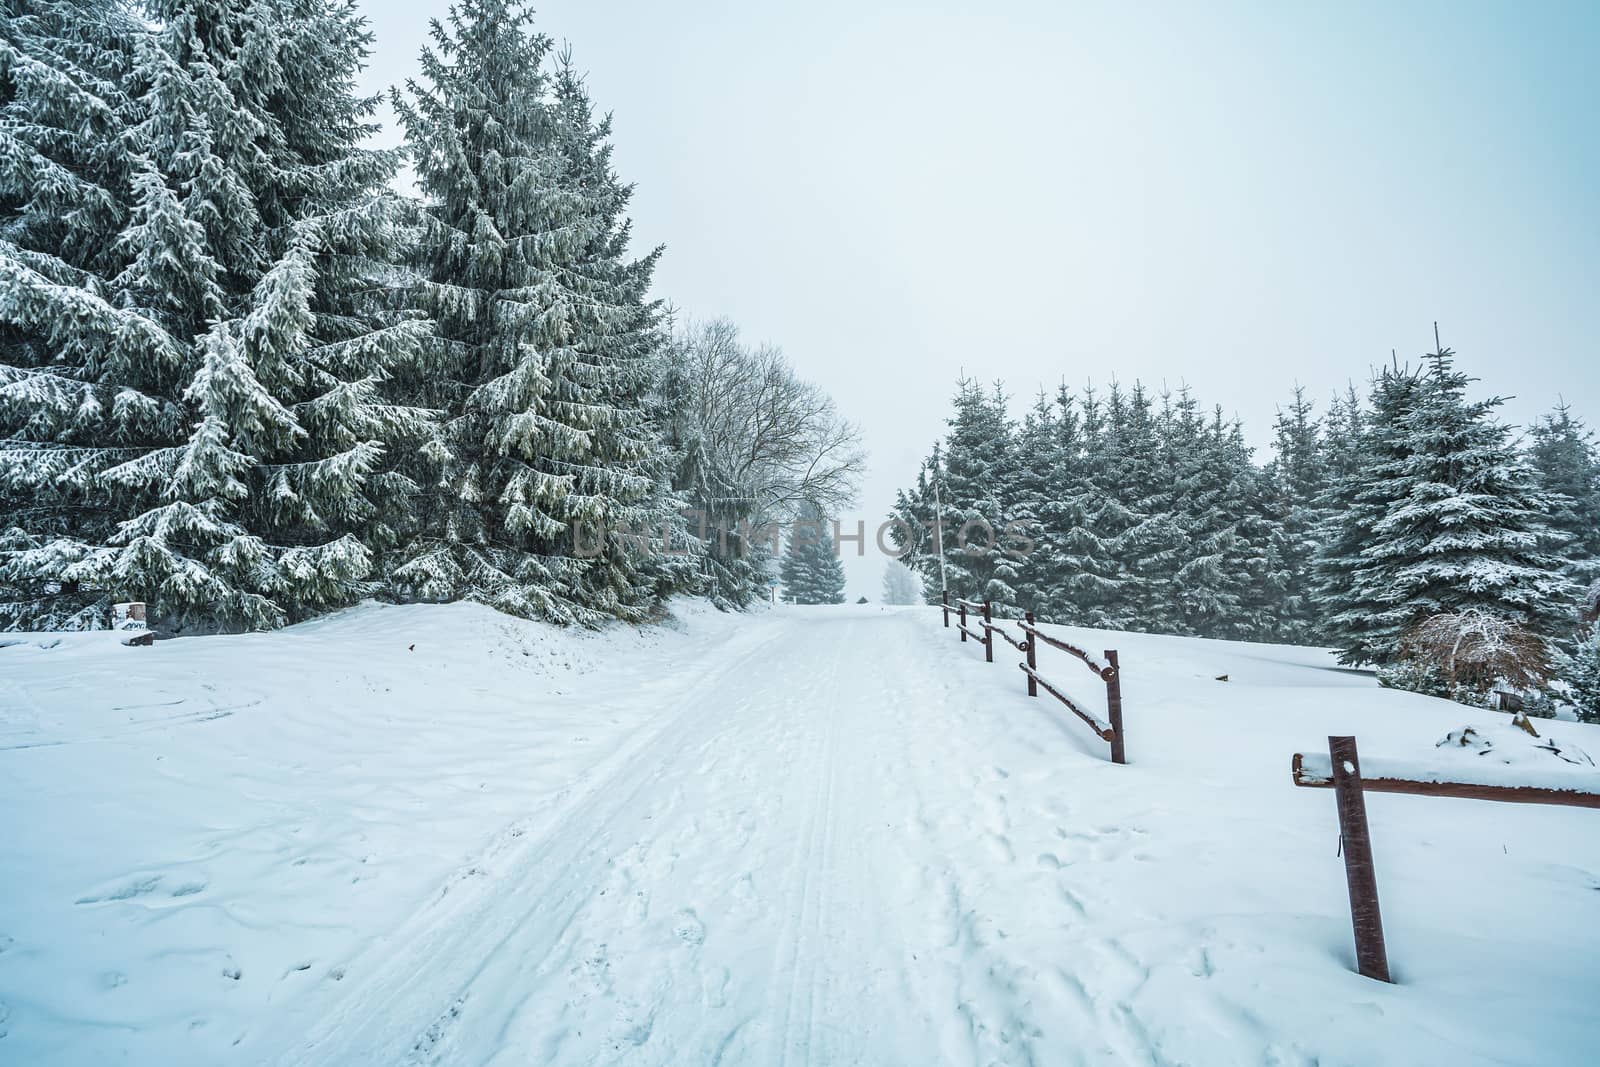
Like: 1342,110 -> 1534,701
1152,390 -> 1245,637
881,558 -> 920,605
781,502 -> 844,605
938,379 -> 1020,609
1527,402 -> 1600,590
1331,339 -> 1568,668
391,0 -> 682,624
3,0 -> 431,632
1034,384 -> 1091,616
1005,390 -> 1059,609
1097,383 -> 1186,631
1051,385 -> 1125,627
0,0 -> 154,628
135,0 -> 430,631
1559,625 -> 1600,724
888,443 -> 947,602
1313,363 -> 1426,664
1208,409 -> 1278,642
1262,387 -> 1330,645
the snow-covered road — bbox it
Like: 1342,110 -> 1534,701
281,609 -> 1094,1065
5,602 -> 1599,1064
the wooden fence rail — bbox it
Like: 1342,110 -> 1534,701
1292,752 -> 1600,809
949,593 -> 993,662
1291,735 -> 1600,984
940,594 -> 1127,764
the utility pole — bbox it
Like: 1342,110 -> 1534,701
932,454 -> 948,599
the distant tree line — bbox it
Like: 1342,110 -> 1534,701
892,339 -> 1600,714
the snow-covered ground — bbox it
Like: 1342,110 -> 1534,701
2,602 -> 1598,1065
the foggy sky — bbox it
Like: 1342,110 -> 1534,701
353,0 -> 1600,599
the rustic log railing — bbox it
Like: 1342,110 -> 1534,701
940,597 -> 1127,764
985,616 -> 1029,654
1291,751 -> 1600,809
952,595 -> 993,662
1291,735 -> 1600,984
1020,611 -> 1125,764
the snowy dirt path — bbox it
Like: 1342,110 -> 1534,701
273,608 -> 1153,1066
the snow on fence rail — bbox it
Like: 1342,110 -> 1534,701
941,592 -> 1127,764
1291,751 -> 1600,808
1291,735 -> 1600,985
951,596 -> 993,661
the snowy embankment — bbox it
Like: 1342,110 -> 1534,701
2,603 -> 1598,1065
0,600 -> 759,1062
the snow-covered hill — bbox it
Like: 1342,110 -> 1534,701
1,603 -> 1597,1065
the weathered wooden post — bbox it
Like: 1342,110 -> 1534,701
1105,649 -> 1125,765
942,589 -> 950,627
958,600 -> 967,642
982,600 -> 993,662
1024,611 -> 1037,696
1328,735 -> 1390,983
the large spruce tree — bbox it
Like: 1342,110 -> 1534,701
2,0 -> 430,632
392,0 -> 679,625
0,0 -> 156,628
1323,342 -> 1567,665
1314,364 -> 1426,664
934,379 -> 1020,609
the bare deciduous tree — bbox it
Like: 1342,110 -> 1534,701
1402,609 -> 1552,697
669,318 -> 864,530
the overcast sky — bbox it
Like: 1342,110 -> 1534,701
353,0 -> 1599,599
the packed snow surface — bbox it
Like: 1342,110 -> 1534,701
2,602 -> 1598,1065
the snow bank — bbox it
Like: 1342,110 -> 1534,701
0,598 -> 753,1062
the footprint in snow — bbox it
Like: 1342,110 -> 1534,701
673,909 -> 706,946
76,875 -> 162,905
985,833 -> 1015,864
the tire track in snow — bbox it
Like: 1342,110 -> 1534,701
771,629 -> 846,1067
268,620 -> 798,1067
277,608 -> 1182,1066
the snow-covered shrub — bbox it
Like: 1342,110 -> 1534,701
1377,657 -> 1454,701
1558,626 -> 1600,725
1387,609 -> 1552,707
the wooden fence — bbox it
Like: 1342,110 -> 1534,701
1290,734 -> 1600,983
942,591 -> 1127,764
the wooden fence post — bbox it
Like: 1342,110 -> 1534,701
942,589 -> 950,628
1024,611 -> 1037,696
983,600 -> 993,662
1328,735 -> 1390,983
958,600 -> 967,642
1105,649 -> 1125,765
